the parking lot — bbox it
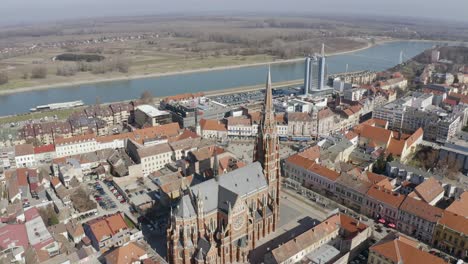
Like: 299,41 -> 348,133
85,180 -> 137,222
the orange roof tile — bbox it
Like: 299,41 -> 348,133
286,154 -> 315,170
87,213 -> 129,242
200,119 -> 227,131
410,178 -> 444,204
400,197 -> 443,222
50,177 -> 61,187
344,131 -> 358,140
406,127 -> 423,148
308,163 -> 340,181
55,133 -> 96,145
355,124 -> 393,145
105,242 -> 147,264
446,192 -> 468,217
438,211 -> 468,234
371,234 -> 446,264
367,185 -> 405,208
387,137 -> 406,156
298,145 -> 320,161
15,144 -> 34,156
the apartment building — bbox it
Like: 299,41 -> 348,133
398,196 -> 443,244
126,140 -> 173,176
364,185 -> 405,225
14,144 -> 36,168
369,233 -> 445,264
84,213 -> 142,253
55,134 -> 97,158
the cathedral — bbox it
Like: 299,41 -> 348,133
166,69 -> 281,264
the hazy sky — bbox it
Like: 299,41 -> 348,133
1,0 -> 468,25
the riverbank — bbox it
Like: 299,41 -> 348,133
0,39 -> 375,96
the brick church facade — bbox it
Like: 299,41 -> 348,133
166,69 -> 281,264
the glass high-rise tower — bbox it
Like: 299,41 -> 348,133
303,44 -> 326,95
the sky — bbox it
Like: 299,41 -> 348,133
1,0 -> 468,25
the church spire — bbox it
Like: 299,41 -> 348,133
254,67 -> 279,181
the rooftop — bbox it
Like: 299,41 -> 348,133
367,185 -> 405,208
136,105 -> 170,117
400,196 -> 443,223
370,233 -> 445,264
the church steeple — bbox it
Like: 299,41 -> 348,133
253,67 -> 281,231
254,67 -> 280,183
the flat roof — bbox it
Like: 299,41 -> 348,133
306,244 -> 340,264
137,104 -> 170,117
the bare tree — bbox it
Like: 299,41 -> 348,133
31,66 -> 48,79
0,72 -> 8,85
140,90 -> 153,104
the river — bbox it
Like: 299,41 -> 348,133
0,40 -> 443,116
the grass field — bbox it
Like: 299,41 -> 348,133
0,16 -> 374,93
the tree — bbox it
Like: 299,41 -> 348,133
386,153 -> 394,163
140,90 -> 153,104
373,152 -> 387,174
31,66 -> 47,79
38,206 -> 59,227
0,72 -> 8,85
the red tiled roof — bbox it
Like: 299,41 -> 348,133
200,119 -> 227,131
446,192 -> 468,217
87,213 -> 129,242
105,242 -> 147,264
286,154 -> 315,170
308,163 -> 340,181
55,133 -> 96,145
344,131 -> 358,140
437,211 -> 468,237
355,124 -> 393,145
409,177 -> 443,204
400,197 -> 443,222
33,144 -> 55,154
298,145 -> 320,161
0,224 -> 29,250
16,168 -> 30,187
371,234 -> 446,264
24,207 -> 40,221
15,144 -> 34,156
367,185 -> 405,208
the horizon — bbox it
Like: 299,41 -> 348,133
1,0 -> 468,26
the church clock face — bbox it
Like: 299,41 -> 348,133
232,215 -> 245,231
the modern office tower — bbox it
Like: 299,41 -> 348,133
303,44 -> 326,95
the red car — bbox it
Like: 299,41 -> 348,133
95,196 -> 102,201
120,200 -> 126,204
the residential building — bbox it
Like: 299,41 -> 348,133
33,144 -> 56,163
199,119 -> 228,141
407,177 -> 444,206
284,154 -> 340,194
84,212 -> 142,253
433,211 -> 468,259
264,213 -> 370,264
364,185 -> 405,225
379,77 -> 408,90
109,102 -> 132,125
55,133 -> 97,158
369,233 -> 445,264
398,196 -> 443,243
14,144 -> 35,168
126,140 -> 173,176
104,242 -> 149,264
134,105 -> 172,128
